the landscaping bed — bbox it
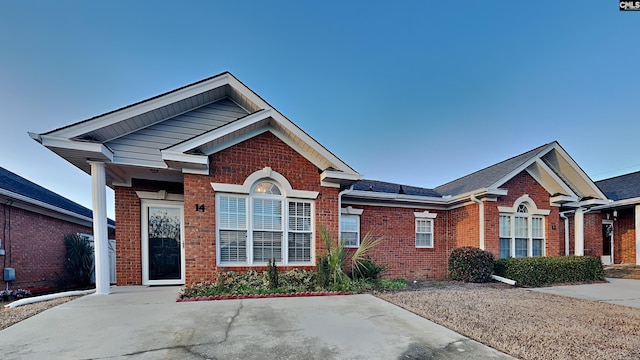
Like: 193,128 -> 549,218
377,282 -> 640,360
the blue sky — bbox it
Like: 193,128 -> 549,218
1,1 -> 638,219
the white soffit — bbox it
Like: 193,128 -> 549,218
541,145 -> 608,200
525,159 -> 577,198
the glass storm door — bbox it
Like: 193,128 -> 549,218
142,201 -> 185,285
602,221 -> 614,266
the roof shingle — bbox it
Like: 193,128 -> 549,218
0,166 -> 115,226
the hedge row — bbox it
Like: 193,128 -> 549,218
494,255 -> 605,287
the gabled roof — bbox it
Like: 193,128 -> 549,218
31,72 -> 360,187
352,179 -> 441,197
596,171 -> 640,201
0,166 -> 115,227
434,141 -> 608,204
435,143 -> 551,197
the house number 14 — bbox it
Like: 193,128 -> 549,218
195,204 -> 205,212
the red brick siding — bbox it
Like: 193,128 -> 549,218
584,213 -> 605,257
354,206 -> 447,280
115,131 -> 337,285
0,203 -> 92,291
615,209 -> 636,264
448,204 -> 479,250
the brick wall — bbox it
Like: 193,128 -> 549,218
448,203 -> 479,250
0,203 -> 93,291
615,208 -> 636,264
584,213 -> 605,257
354,205 -> 447,280
115,131 -> 337,285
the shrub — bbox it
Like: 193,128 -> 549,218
448,246 -> 495,283
350,257 -> 386,280
0,288 -> 31,301
494,256 -> 605,287
64,233 -> 94,286
267,258 -> 279,289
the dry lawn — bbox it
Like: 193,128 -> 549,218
378,283 -> 640,360
0,297 -> 75,331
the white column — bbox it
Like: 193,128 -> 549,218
574,208 -> 584,256
90,161 -> 110,295
635,205 -> 640,265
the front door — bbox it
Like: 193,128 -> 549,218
142,200 -> 185,285
602,221 -> 614,265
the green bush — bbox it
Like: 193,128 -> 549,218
494,256 -> 605,287
350,257 -> 386,280
64,233 -> 94,286
448,246 -> 495,283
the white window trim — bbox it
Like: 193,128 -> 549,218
415,218 -> 434,248
341,213 -> 361,248
499,195 -> 546,258
211,167 -> 319,199
215,173 -> 315,266
414,211 -> 436,248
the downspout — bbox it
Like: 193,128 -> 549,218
470,194 -> 484,250
338,186 -> 354,242
560,211 -> 571,256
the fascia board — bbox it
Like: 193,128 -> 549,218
268,111 -> 358,175
0,189 -> 115,229
39,135 -> 114,162
165,109 -> 272,153
345,190 -> 449,204
579,198 -> 611,207
320,170 -> 363,182
551,143 -> 608,200
342,198 -> 448,211
591,197 -> 640,210
50,74 -> 234,139
449,188 -> 508,203
492,143 -> 555,189
161,151 -> 208,167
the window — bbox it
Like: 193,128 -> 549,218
288,201 -> 312,263
341,215 -> 360,247
216,180 -> 314,265
415,219 -> 433,248
498,199 -> 547,258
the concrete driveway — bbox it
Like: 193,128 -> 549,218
532,278 -> 640,308
0,286 -> 513,359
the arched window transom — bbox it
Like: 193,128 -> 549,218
216,177 -> 313,266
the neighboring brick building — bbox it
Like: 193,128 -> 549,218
30,72 -> 638,287
0,167 -> 115,291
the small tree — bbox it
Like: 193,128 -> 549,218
64,233 -> 94,287
317,225 -> 383,290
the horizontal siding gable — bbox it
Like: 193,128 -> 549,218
106,98 -> 249,167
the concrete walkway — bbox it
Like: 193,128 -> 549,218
532,278 -> 640,308
0,286 -> 514,359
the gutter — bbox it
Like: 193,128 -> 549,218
338,186 -> 354,239
0,188 -> 115,229
470,194 -> 485,250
